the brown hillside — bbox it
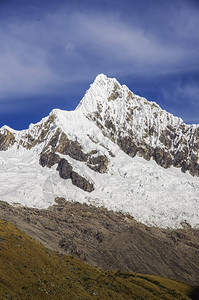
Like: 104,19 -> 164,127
0,218 -> 196,300
0,200 -> 199,286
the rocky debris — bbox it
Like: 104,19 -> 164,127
54,197 -> 67,205
56,158 -> 94,192
0,200 -> 199,285
0,129 -> 16,151
59,237 -> 86,260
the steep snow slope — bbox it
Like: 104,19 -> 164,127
0,74 -> 199,228
78,74 -> 199,175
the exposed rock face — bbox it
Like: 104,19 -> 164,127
51,131 -> 109,173
117,136 -> 137,158
0,129 -> 16,150
57,158 -> 73,179
153,147 -> 173,168
19,114 -> 56,150
39,152 -> 95,192
39,150 -> 94,192
108,83 -> 121,101
38,126 -> 108,190
0,200 -> 199,285
91,111 -> 199,173
56,132 -> 88,161
1,74 -> 199,227
39,152 -> 60,168
39,128 -> 109,176
87,154 -> 108,173
56,158 -> 94,192
70,171 -> 94,192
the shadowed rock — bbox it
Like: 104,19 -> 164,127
39,152 -> 60,168
57,158 -> 73,179
56,158 -> 94,192
70,171 -> 94,192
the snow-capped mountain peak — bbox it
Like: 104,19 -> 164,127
0,74 -> 199,229
76,73 -> 123,113
76,75 -> 199,176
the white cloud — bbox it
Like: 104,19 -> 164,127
75,14 -> 187,67
175,83 -> 199,106
162,81 -> 199,105
0,51 -> 56,97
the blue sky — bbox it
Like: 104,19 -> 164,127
0,0 -> 199,129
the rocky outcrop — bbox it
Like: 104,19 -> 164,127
92,111 -> 197,173
70,171 -> 94,192
56,132 -> 88,161
39,152 -> 60,168
39,152 -> 94,192
0,129 -> 16,150
40,128 -> 109,175
57,158 -> 73,179
152,147 -> 173,168
39,154 -> 94,192
87,154 -> 108,173
56,158 -> 94,192
19,114 -> 56,150
108,83 -> 121,101
117,136 -> 138,158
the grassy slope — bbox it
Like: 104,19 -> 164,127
0,219 -> 195,300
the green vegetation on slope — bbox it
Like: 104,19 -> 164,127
0,219 -> 195,299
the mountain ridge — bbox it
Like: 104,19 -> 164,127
78,74 -> 199,175
0,74 -> 199,228
2,73 -> 199,175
